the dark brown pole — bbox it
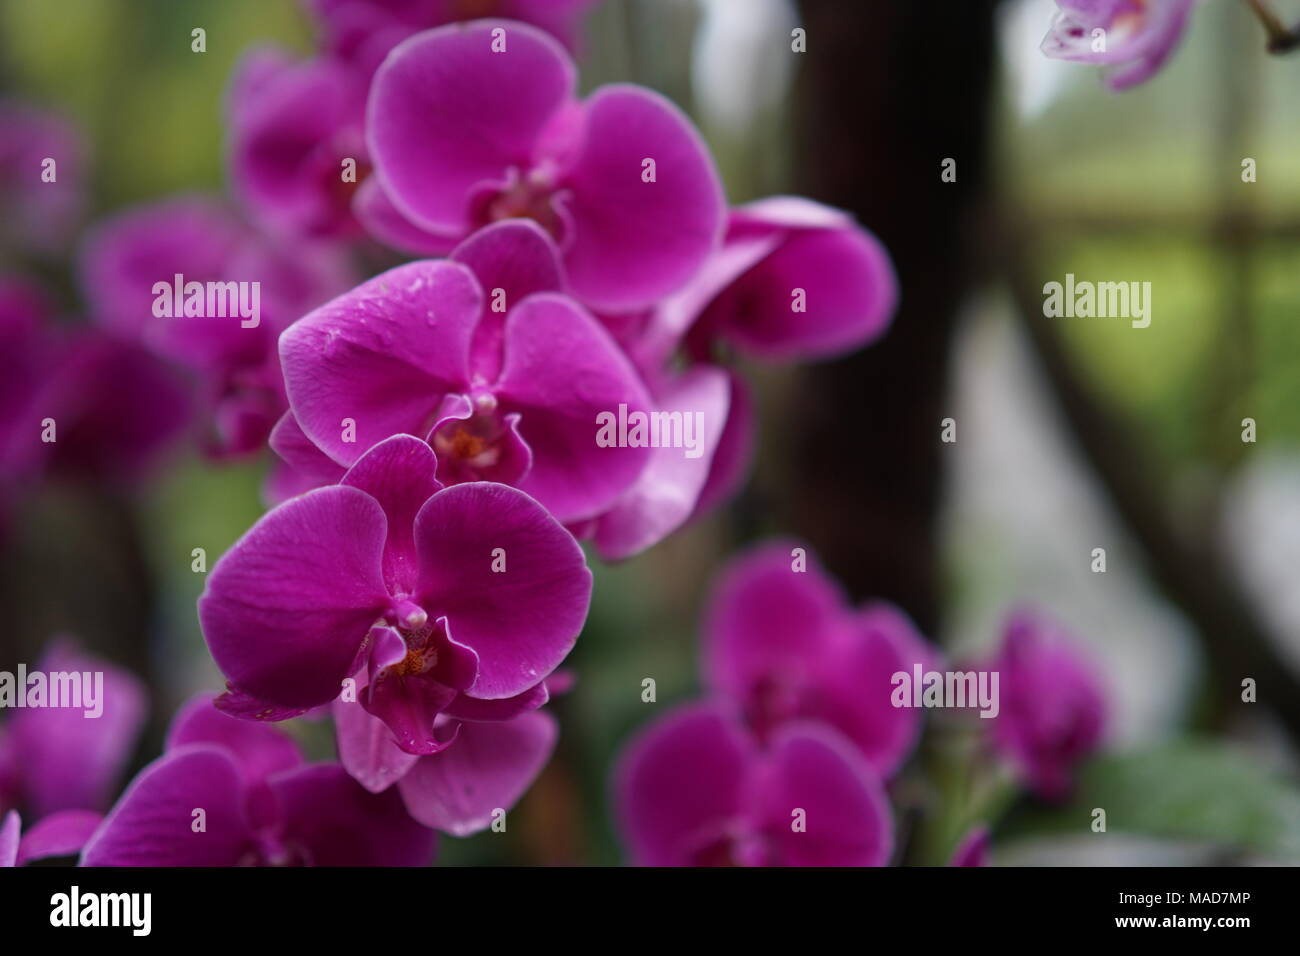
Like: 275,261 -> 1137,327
788,0 -> 1001,632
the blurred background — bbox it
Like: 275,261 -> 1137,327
3,0 -> 1300,865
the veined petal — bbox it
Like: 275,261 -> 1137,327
396,711 -> 557,836
496,293 -> 654,523
80,747 -> 255,866
366,20 -> 576,234
166,692 -> 303,786
16,809 -> 101,865
415,482 -> 591,699
341,435 -> 443,594
199,485 -> 391,710
270,763 -> 436,866
561,85 -> 724,312
333,691 -> 419,794
279,259 -> 481,466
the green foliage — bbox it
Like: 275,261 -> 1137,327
1006,741 -> 1300,860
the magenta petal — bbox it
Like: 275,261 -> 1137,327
1042,0 -> 1194,91
367,20 -> 576,233
367,624 -> 409,678
454,220 -> 566,379
265,456 -> 330,506
986,609 -> 1107,800
270,763 -> 436,866
641,232 -> 780,366
279,259 -> 480,466
341,435 -> 443,593
451,219 -> 564,304
415,483 -> 591,699
224,46 -> 292,107
16,809 -> 101,865
9,637 -> 147,817
268,411 -> 347,492
948,825 -> 991,867
78,196 -> 245,339
352,176 -> 460,255
613,703 -> 753,867
333,694 -> 419,794
0,810 -> 17,867
37,334 -> 191,482
702,540 -> 848,726
80,748 -> 255,866
731,195 -> 855,231
213,687 -> 313,722
704,218 -> 896,361
429,617 -> 481,692
428,399 -> 534,487
801,604 -> 934,778
166,693 -> 303,786
227,52 -> 366,238
0,103 -> 83,251
496,293 -> 654,522
592,365 -> 730,560
756,723 -> 894,867
396,711 -> 557,836
443,681 -> 549,722
199,485 -> 391,710
692,370 -> 756,516
361,665 -> 459,757
562,85 -> 724,312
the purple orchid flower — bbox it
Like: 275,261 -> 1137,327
33,331 -> 192,481
577,364 -> 732,560
0,100 -> 83,253
199,434 -> 592,756
983,609 -> 1107,801
333,671 -> 557,835
363,19 -> 725,313
275,219 -> 653,524
1,808 -> 103,867
0,637 -> 147,821
305,0 -> 601,80
703,540 -> 936,777
0,280 -> 190,485
79,693 -> 435,866
948,825 -> 991,867
614,702 -> 893,867
1041,0 -> 1196,91
227,49 -> 370,240
79,195 -> 354,457
640,196 -> 897,365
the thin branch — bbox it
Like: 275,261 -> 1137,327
1244,0 -> 1300,53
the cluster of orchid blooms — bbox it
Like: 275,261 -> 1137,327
0,0 -> 1125,867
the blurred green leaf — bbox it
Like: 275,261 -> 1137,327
1005,741 -> 1300,859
